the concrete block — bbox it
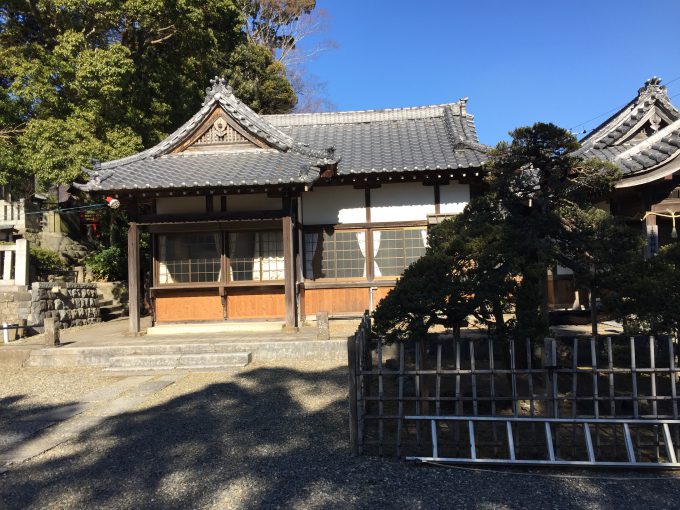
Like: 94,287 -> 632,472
316,311 -> 330,340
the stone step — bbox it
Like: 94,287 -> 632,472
146,321 -> 285,335
25,343 -> 218,367
106,352 -> 251,370
103,365 -> 246,374
21,338 -> 347,367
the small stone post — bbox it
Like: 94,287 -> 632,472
44,317 -> 60,346
316,311 -> 330,340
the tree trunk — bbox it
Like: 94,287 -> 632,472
590,287 -> 598,336
492,301 -> 505,337
589,264 -> 598,337
419,337 -> 431,415
540,270 -> 549,332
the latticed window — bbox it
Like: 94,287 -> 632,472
304,230 -> 366,280
373,228 -> 427,277
158,233 -> 221,284
228,231 -> 284,281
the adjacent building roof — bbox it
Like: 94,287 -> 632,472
576,77 -> 680,186
75,78 -> 488,193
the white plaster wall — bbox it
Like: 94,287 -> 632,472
227,194 -> 282,212
439,182 -> 470,215
156,196 -> 206,215
370,182 -> 435,223
301,186 -> 366,225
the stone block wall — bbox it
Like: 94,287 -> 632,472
0,291 -> 32,324
29,282 -> 101,329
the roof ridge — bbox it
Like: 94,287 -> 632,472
580,76 -> 680,148
264,100 -> 468,119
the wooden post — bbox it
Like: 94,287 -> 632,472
282,200 -> 296,330
128,222 -> 140,335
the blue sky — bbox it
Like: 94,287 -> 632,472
303,0 -> 680,145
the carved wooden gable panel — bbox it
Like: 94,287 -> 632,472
174,108 -> 267,154
195,116 -> 250,145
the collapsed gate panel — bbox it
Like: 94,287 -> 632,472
404,416 -> 680,469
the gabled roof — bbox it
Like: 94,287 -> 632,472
75,78 -> 488,193
76,77 -> 338,192
576,77 -> 680,185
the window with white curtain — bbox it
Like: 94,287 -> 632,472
303,230 -> 366,280
372,228 -> 427,277
228,231 -> 284,281
158,233 -> 221,284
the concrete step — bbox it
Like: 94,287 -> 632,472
146,321 -> 285,336
106,352 -> 251,370
22,337 -> 347,368
25,343 -> 218,367
100,305 -> 127,322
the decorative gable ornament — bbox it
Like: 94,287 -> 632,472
213,117 -> 228,137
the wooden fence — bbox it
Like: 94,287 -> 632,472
347,312 -> 680,458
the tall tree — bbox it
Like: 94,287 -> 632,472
374,123 -> 628,343
236,0 -> 335,110
0,0 -> 299,188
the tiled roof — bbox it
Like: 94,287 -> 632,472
79,150 -> 321,191
576,77 -> 680,178
75,79 -> 488,193
265,101 -> 488,175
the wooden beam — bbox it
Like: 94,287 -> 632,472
282,199 -> 296,329
128,222 -> 140,335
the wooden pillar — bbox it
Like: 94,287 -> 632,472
283,199 -> 296,329
128,222 -> 140,335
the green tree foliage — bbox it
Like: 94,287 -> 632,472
30,246 -> 64,280
238,0 -> 316,61
372,253 -> 473,345
374,123 -> 634,343
0,0 -> 300,187
86,246 -> 127,281
604,244 -> 680,335
225,43 -> 296,113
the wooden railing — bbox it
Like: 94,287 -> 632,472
0,239 -> 29,287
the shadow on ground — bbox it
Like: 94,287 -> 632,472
1,366 -> 679,509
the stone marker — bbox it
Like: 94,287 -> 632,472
44,317 -> 60,346
317,311 -> 330,340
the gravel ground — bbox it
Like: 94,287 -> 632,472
1,362 -> 679,509
0,368 -> 120,412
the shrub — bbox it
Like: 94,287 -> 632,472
86,246 -> 127,281
30,247 -> 64,280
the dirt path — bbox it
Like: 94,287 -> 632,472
1,363 -> 679,509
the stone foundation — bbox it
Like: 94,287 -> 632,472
29,282 -> 101,329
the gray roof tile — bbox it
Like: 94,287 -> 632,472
77,90 -> 488,192
577,77 -> 680,177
